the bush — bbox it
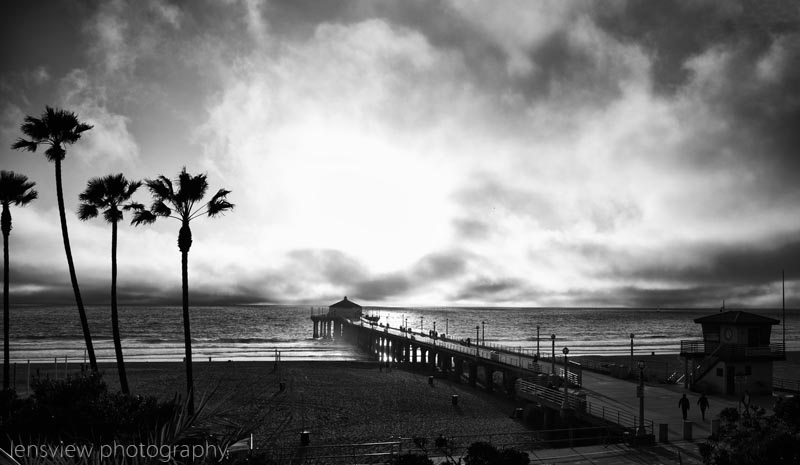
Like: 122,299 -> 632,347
0,371 -> 178,446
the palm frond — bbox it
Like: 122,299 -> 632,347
152,200 -> 172,217
122,202 -> 145,212
44,144 -> 66,162
103,207 -> 123,224
176,167 -> 209,203
131,209 -> 158,226
146,176 -> 174,201
20,115 -> 49,141
207,188 -> 234,217
10,138 -> 37,152
0,170 -> 38,206
77,203 -> 99,221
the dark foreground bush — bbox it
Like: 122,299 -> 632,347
0,371 -> 178,446
464,441 -> 530,465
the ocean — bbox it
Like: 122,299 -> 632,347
3,305 -> 797,363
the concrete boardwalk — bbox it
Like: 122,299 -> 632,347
572,369 -> 777,463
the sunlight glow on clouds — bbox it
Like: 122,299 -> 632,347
1,0 -> 799,307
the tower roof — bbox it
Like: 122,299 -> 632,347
694,310 -> 779,325
329,296 -> 362,309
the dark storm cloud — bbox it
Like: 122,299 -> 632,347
629,240 -> 800,286
413,250 -> 469,280
353,273 -> 412,301
455,277 -> 533,302
287,248 -> 368,286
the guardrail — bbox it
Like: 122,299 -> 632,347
774,377 -> 800,393
365,322 -> 585,385
515,379 -> 653,435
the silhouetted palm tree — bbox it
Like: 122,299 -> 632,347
11,107 -> 97,371
78,174 -> 141,395
0,171 -> 38,391
132,167 -> 233,413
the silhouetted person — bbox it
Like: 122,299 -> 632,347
741,390 -> 751,415
679,394 -> 691,420
435,434 -> 448,449
697,393 -> 710,420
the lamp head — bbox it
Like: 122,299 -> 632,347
563,347 -> 569,355
638,360 -> 646,370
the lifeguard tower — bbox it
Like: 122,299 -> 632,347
680,310 -> 784,395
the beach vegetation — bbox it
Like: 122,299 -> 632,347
132,167 -> 233,414
77,174 -> 142,395
463,440 -> 530,465
699,396 -> 800,465
0,171 -> 38,393
11,106 -> 98,372
1,371 -> 252,464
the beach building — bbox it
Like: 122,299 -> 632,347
328,296 -> 363,321
680,310 -> 784,395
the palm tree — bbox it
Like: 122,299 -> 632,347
0,171 -> 38,391
78,174 -> 141,395
132,167 -> 233,413
11,106 -> 97,372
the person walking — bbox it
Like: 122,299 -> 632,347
697,393 -> 710,421
679,393 -> 691,421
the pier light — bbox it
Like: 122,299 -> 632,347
482,321 -> 486,345
446,317 -> 449,335
550,334 -> 556,374
421,316 -> 424,333
637,360 -> 646,436
630,333 -> 635,377
562,347 -> 570,410
536,326 -> 540,357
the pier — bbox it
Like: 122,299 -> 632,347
310,305 -> 794,454
313,313 -> 659,441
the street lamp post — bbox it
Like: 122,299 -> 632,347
630,333 -> 635,376
445,317 -> 448,335
433,321 -> 436,335
551,334 -> 556,374
637,360 -> 646,436
475,326 -> 480,355
562,347 -> 570,410
536,326 -> 540,357
481,321 -> 485,345
421,316 -> 424,333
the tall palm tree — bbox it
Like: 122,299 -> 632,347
0,171 -> 38,391
11,106 -> 97,371
132,167 -> 233,413
78,174 -> 141,395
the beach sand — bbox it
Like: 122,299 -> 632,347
11,351 -> 800,448
16,360 -> 531,447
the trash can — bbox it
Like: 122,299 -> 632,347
428,376 -> 434,386
659,423 -> 669,443
451,395 -> 459,406
279,381 -> 286,392
711,419 -> 720,436
575,392 -> 587,412
514,407 -> 523,419
300,430 -> 310,446
682,421 -> 692,441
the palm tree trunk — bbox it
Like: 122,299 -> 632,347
2,204 -> 10,391
55,160 -> 97,371
182,247 -> 194,414
111,220 -> 129,394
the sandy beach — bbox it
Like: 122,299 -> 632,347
10,351 -> 799,449
14,360 -> 531,447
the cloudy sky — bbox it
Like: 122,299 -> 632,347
1,0 -> 799,308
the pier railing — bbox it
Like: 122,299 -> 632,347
515,379 -> 654,436
680,340 -> 786,360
